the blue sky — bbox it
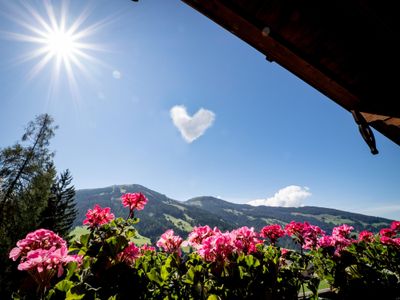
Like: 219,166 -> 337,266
0,0 -> 399,219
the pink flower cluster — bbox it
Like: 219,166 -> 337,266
285,221 -> 325,250
184,225 -> 219,249
83,204 -> 115,228
186,226 -> 262,262
184,220 -> 400,262
231,226 -> 261,254
315,221 -> 400,255
9,229 -> 81,279
358,230 -> 374,243
156,229 -> 183,254
378,221 -> 400,246
198,231 -> 236,262
121,193 -> 148,212
260,225 -> 285,245
9,229 -> 67,261
330,224 -> 354,254
316,224 -> 355,255
117,242 -> 141,265
141,243 -> 156,252
117,242 -> 156,265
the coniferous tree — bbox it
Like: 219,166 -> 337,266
40,169 -> 77,241
0,114 -> 57,296
0,114 -> 56,207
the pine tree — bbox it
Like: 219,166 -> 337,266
40,169 -> 77,241
0,114 -> 57,296
0,114 -> 57,210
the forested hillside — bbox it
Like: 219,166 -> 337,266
75,185 -> 392,242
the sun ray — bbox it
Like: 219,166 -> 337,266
66,7 -> 91,36
2,32 -> 46,44
21,1 -> 53,34
44,1 -> 60,33
28,52 -> 55,80
16,47 -> 51,65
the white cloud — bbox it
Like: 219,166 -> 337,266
248,185 -> 311,207
112,70 -> 121,79
170,105 -> 215,143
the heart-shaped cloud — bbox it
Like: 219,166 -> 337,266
170,105 -> 215,143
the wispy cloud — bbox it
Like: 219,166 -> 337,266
170,105 -> 215,143
357,205 -> 400,220
248,185 -> 311,207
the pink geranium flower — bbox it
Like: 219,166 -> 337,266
197,231 -> 235,263
358,230 -> 374,243
18,246 -> 67,277
280,248 -> 289,257
9,229 -> 82,288
140,244 -> 156,253
303,224 -> 325,250
117,242 -> 141,265
260,224 -> 286,245
332,224 -> 354,237
121,193 -> 148,212
285,221 -> 324,249
231,226 -> 261,254
285,221 -> 308,245
83,204 -> 115,228
331,224 -> 355,255
184,225 -> 219,249
390,220 -> 400,232
380,228 -> 396,238
156,229 -> 183,254
318,235 -> 333,248
380,236 -> 395,245
9,229 -> 66,261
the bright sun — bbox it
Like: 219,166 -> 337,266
46,29 -> 76,58
5,0 -> 106,97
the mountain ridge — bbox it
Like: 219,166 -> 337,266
74,184 -> 392,242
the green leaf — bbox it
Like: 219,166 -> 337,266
147,268 -> 162,285
207,295 -> 219,300
65,289 -> 85,300
65,262 -> 78,280
105,235 -> 128,257
125,228 -> 136,239
164,255 -> 173,268
80,234 -> 90,247
55,280 -> 73,292
245,255 -> 254,267
238,266 -> 246,279
161,265 -> 170,281
184,267 -> 195,284
45,289 -> 55,300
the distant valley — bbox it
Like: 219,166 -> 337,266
74,184 -> 392,243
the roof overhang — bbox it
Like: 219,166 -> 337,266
182,0 -> 400,152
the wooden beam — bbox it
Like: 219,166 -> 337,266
182,0 -> 361,112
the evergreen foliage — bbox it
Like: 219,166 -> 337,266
40,168 -> 77,241
0,114 -> 77,297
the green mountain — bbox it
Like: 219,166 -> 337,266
75,185 -> 392,243
185,196 -> 391,234
74,184 -> 232,242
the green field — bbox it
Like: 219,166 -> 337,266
291,213 -> 355,225
164,214 -> 193,232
